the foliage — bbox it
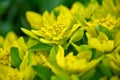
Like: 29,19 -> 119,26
0,0 -> 120,80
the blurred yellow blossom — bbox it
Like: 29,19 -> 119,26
56,45 -> 102,73
107,52 -> 120,74
86,32 -> 114,52
0,65 -> 24,80
0,1 -> 119,80
0,32 -> 18,66
22,6 -> 80,44
0,48 -> 11,65
88,14 -> 119,31
3,32 -> 18,50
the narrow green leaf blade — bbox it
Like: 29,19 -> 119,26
71,42 -> 93,52
32,65 -> 52,80
91,49 -> 101,60
21,28 -> 39,40
79,69 -> 96,80
10,47 -> 22,68
49,45 -> 58,64
29,42 -> 52,51
99,63 -> 113,77
115,31 -> 120,47
96,24 -> 113,40
74,13 -> 88,27
70,28 -> 84,42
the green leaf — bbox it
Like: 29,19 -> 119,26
79,69 -> 96,80
29,42 -> 52,51
49,45 -> 58,64
32,65 -> 52,80
71,42 -> 93,52
91,49 -> 100,60
96,24 -> 113,40
90,67 -> 104,80
70,28 -> 84,42
115,31 -> 120,47
74,13 -> 88,27
99,62 -> 113,77
27,50 -> 31,65
10,47 -> 22,69
51,74 -> 70,80
33,75 -> 41,80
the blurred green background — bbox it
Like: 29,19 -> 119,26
0,0 -> 90,37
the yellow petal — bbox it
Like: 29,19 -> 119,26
39,38 -> 58,44
26,11 -> 42,29
70,59 -> 87,72
110,76 -> 120,80
102,40 -> 114,52
18,37 -> 28,60
88,38 -> 103,52
21,28 -> 39,40
65,53 -> 87,72
42,11 -> 55,26
31,29 -> 51,39
110,61 -> 120,71
76,50 -> 92,61
56,45 -> 65,68
70,2 -> 84,14
3,31 -> 18,50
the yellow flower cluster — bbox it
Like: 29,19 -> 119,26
22,6 -> 80,44
0,0 -> 120,80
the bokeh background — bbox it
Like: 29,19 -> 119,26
0,0 -> 95,37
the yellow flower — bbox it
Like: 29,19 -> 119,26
71,1 -> 101,18
103,0 -> 120,17
56,45 -> 102,73
0,32 -> 29,66
86,32 -> 114,52
0,48 -> 11,65
22,6 -> 80,44
32,51 -> 49,65
19,51 -> 36,80
16,37 -> 28,60
107,52 -> 120,74
0,65 -> 24,80
0,32 -> 18,66
3,31 -> 18,51
88,14 -> 119,31
85,14 -> 119,38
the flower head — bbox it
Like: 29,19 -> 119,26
0,65 -> 24,80
0,32 -> 18,66
0,48 -> 11,65
56,45 -> 102,73
22,6 -> 79,44
86,32 -> 114,52
88,14 -> 119,31
106,52 -> 120,74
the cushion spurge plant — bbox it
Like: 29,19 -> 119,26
1,0 -> 120,80
21,6 -> 81,45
